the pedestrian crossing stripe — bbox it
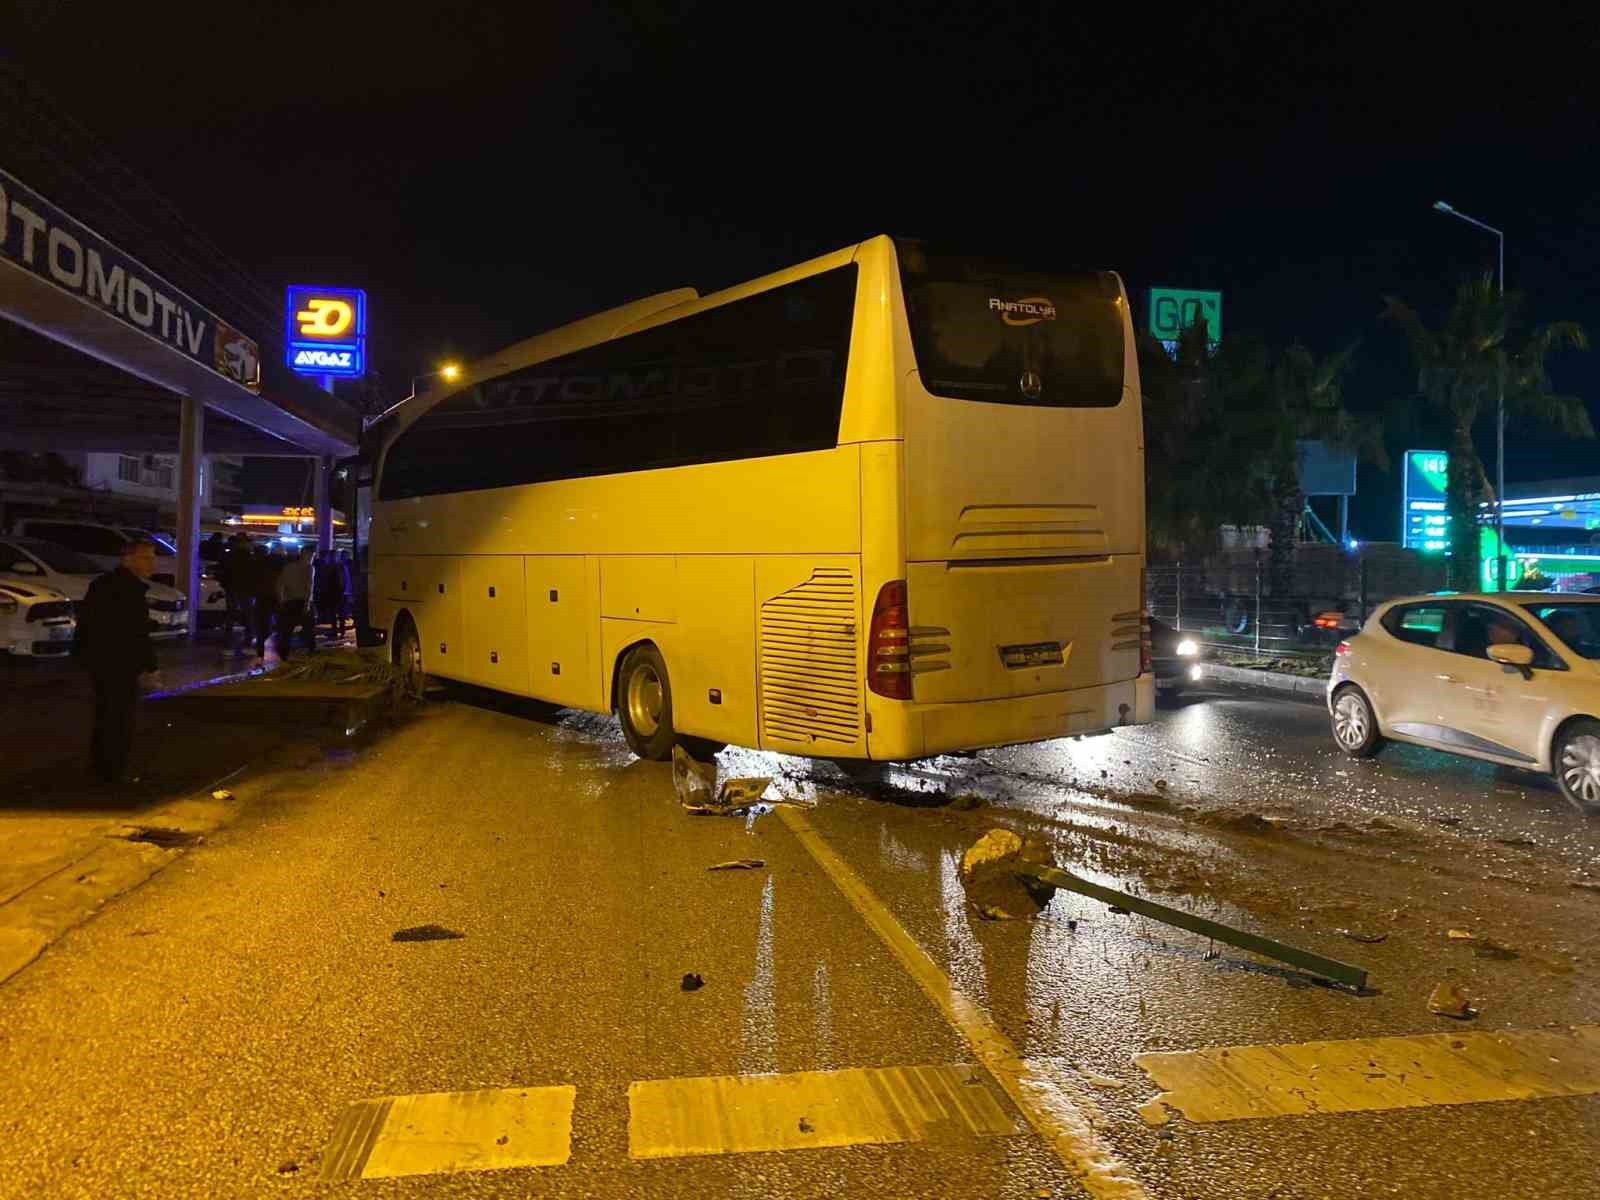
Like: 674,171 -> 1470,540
1136,1023 -> 1600,1123
319,1085 -> 575,1180
317,1065 -> 1011,1181
627,1063 -> 1017,1159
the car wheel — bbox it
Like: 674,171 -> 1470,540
1331,686 -> 1382,758
616,643 -> 677,761
393,617 -> 425,699
1553,719 -> 1600,816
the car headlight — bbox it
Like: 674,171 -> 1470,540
1176,638 -> 1199,657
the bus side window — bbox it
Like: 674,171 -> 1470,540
378,265 -> 859,501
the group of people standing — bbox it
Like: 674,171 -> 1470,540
208,532 -> 353,660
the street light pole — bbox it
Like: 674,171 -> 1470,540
1433,200 -> 1507,590
362,362 -> 462,431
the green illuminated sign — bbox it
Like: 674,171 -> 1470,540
1403,449 -> 1450,553
1148,288 -> 1222,344
1480,526 -> 1522,590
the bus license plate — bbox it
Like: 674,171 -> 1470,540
1000,642 -> 1063,668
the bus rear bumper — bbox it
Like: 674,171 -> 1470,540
866,675 -> 1152,761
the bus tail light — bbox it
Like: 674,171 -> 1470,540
868,580 -> 912,700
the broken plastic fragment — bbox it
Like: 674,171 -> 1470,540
1427,981 -> 1475,1019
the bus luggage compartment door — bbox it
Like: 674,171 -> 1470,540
460,556 -> 530,694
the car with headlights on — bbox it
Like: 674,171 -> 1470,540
1328,592 -> 1600,814
1149,615 -> 1206,700
0,578 -> 76,658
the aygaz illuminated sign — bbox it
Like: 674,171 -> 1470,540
285,285 -> 366,378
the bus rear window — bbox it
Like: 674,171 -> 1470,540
895,239 -> 1125,408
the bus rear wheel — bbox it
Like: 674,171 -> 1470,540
617,644 -> 677,761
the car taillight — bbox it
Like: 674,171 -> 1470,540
868,579 -> 911,700
1335,641 -> 1351,657
1315,614 -> 1341,629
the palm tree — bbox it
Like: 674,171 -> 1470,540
1140,323 -> 1267,557
1383,276 -> 1591,588
1259,342 -> 1383,595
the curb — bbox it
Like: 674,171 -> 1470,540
1203,662 -> 1329,699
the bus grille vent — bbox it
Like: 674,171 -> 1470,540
759,567 -> 860,746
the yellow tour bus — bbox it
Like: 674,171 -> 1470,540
370,234 -> 1151,762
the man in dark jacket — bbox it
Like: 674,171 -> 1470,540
219,531 -> 255,654
75,539 -> 160,782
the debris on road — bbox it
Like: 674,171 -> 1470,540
391,924 -> 465,942
957,828 -> 1370,989
210,789 -> 233,802
1447,929 -> 1476,940
672,744 -> 717,808
958,829 -> 1057,920
681,972 -> 705,991
1337,928 -> 1387,944
1083,1071 -> 1126,1090
1136,1097 -> 1172,1127
1427,981 -> 1476,1019
719,776 -> 773,808
671,745 -> 772,815
121,826 -> 202,849
707,859 -> 766,871
1473,940 -> 1519,961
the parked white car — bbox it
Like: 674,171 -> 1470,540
1329,592 -> 1600,814
0,537 -> 190,639
0,577 -> 76,658
10,519 -> 224,620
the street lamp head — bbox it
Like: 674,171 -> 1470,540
1433,200 -> 1454,213
440,363 -> 461,382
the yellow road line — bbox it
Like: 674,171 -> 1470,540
1136,1024 -> 1600,1123
319,1084 -> 575,1180
628,1062 -> 1015,1159
776,806 -> 1148,1200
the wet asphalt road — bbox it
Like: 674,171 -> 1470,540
1,683 -> 1597,1198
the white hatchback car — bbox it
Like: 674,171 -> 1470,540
0,578 -> 76,658
1329,592 -> 1600,814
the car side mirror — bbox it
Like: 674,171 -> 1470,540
1487,643 -> 1534,671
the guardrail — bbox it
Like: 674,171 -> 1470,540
1146,556 -> 1449,660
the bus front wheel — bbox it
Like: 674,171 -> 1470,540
617,644 -> 677,761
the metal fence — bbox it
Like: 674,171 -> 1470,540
1147,550 -> 1451,659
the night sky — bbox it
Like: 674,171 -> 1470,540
11,4 -> 1600,531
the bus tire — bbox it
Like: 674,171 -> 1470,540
680,737 -> 726,762
616,643 -> 677,761
393,615 -> 426,699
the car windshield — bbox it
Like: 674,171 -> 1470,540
1521,602 -> 1600,660
5,539 -> 104,575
